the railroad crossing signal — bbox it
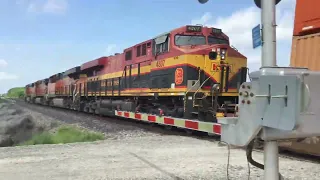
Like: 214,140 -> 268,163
198,0 -> 282,7
198,0 -> 209,4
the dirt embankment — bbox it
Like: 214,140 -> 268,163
0,99 -> 60,146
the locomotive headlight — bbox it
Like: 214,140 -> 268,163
221,49 -> 226,60
221,54 -> 225,60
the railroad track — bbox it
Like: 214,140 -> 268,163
252,147 -> 320,165
278,149 -> 320,164
14,99 -> 320,164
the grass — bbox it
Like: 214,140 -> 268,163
19,125 -> 105,146
0,98 -> 5,103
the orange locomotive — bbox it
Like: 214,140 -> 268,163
25,25 -> 247,128
25,83 -> 35,103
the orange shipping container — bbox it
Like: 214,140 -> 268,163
293,0 -> 320,36
290,33 -> 320,71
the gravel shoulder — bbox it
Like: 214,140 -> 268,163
0,136 -> 319,180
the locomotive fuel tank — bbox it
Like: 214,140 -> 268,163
52,98 -> 66,108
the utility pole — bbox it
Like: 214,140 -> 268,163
257,0 -> 278,67
255,0 -> 280,179
254,0 -> 280,179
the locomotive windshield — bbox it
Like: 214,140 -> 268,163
175,34 -> 229,46
175,35 -> 206,46
208,36 -> 229,45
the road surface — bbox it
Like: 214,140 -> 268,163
0,135 -> 319,180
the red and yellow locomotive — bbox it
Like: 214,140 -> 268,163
25,25 -> 247,124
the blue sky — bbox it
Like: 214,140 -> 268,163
0,0 -> 296,93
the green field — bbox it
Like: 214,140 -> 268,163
19,125 -> 105,146
6,87 -> 25,98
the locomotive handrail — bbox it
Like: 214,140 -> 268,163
193,76 -> 211,107
120,59 -> 152,90
121,59 -> 152,78
184,68 -> 202,112
185,68 -> 202,94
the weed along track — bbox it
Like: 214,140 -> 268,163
0,99 -> 105,146
20,125 -> 105,146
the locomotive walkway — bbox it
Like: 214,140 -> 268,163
0,135 -> 319,180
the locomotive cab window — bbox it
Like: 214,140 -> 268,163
125,50 -> 132,61
136,43 -> 147,57
175,35 -> 206,46
136,46 -> 141,57
141,43 -> 147,56
208,36 -> 229,45
153,34 -> 170,55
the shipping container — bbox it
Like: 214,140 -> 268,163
290,33 -> 320,71
293,0 -> 320,36
288,0 -> 320,158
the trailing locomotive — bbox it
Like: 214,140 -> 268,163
25,25 -> 247,132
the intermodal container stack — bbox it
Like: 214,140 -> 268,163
290,0 -> 320,71
283,0 -> 320,157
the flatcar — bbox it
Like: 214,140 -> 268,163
25,25 -> 248,134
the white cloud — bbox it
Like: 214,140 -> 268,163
43,0 -> 68,14
0,59 -> 8,68
27,3 -> 37,12
105,44 -> 118,56
0,72 -> 19,80
27,0 -> 68,14
192,12 -> 212,25
15,0 -> 27,5
191,0 -> 296,71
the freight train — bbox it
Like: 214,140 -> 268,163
24,25 -> 247,135
22,0 -> 320,158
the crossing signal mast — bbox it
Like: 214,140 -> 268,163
197,0 -> 320,180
